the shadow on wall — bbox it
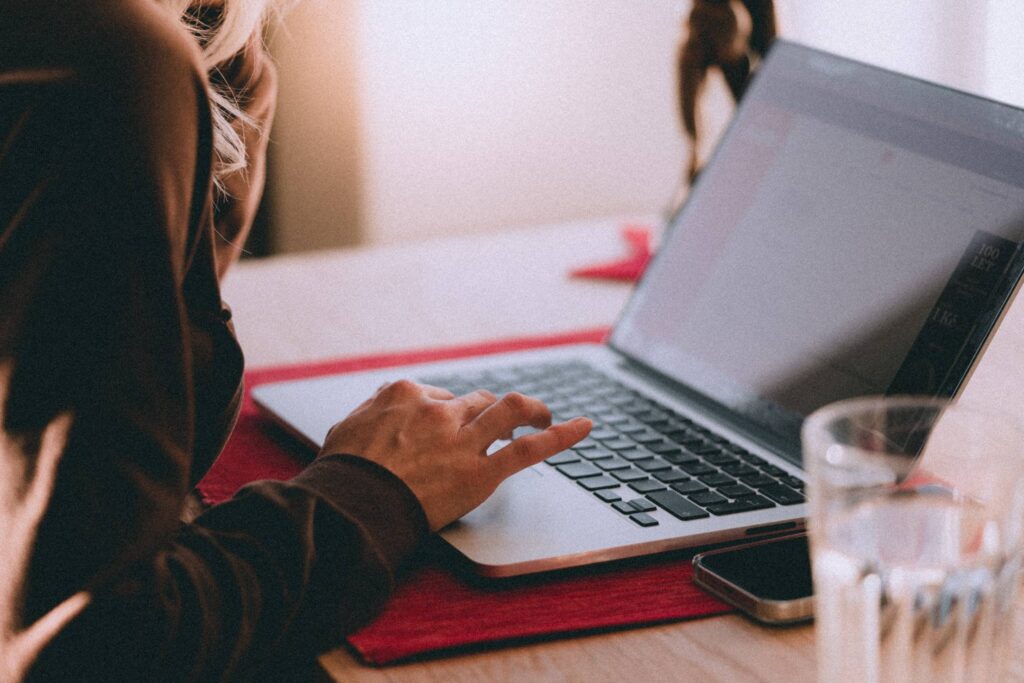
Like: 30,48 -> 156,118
267,0 -> 367,252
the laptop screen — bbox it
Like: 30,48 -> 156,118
611,41 -> 1024,457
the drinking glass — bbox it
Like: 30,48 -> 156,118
802,397 -> 1024,682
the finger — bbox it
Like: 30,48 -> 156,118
420,384 -> 456,400
489,417 -> 593,480
450,389 -> 498,423
464,392 -> 553,445
352,394 -> 377,412
377,379 -> 453,401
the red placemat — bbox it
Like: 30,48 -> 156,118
196,328 -> 733,665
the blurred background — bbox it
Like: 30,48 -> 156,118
250,0 -> 1024,256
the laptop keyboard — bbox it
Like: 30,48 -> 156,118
420,360 -> 805,528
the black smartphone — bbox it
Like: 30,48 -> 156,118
692,533 -> 813,625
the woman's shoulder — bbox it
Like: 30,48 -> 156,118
0,1 -> 215,261
1,0 -> 206,102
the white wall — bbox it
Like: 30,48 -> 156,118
777,1 -> 988,95
352,1 -> 688,245
270,0 -> 687,250
269,1 -> 1005,252
776,1 -> 1023,121
985,0 -> 1024,108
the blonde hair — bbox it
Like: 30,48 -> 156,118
158,0 -> 278,185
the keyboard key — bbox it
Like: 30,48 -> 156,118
702,452 -> 738,466
688,443 -> 722,456
594,489 -> 622,503
630,512 -> 659,527
630,479 -> 667,494
630,430 -> 667,445
762,465 -> 788,477
546,451 -> 580,465
698,473 -> 736,488
588,428 -> 620,441
574,439 -> 600,450
612,468 -> 649,483
718,484 -> 757,499
615,421 -> 647,434
618,448 -> 653,461
633,409 -> 669,424
627,498 -> 657,513
557,462 -> 603,479
614,497 -> 655,511
649,444 -> 684,457
647,490 -> 710,521
679,461 -> 716,476
670,433 -> 708,448
596,456 -> 632,471
706,496 -> 775,516
689,491 -> 728,506
576,396 -> 609,408
633,457 -> 672,472
759,483 -> 806,505
660,451 -> 692,465
720,463 -> 758,477
653,469 -> 690,483
577,447 -> 615,461
739,453 -> 768,466
740,473 -> 777,488
622,401 -> 655,415
671,480 -> 708,495
576,475 -> 621,491
601,438 -> 640,451
591,405 -> 621,416
662,418 -> 694,433
780,475 -> 806,490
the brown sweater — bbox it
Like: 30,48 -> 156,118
0,1 -> 427,679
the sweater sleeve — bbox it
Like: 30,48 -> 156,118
31,456 -> 427,680
0,6 -> 427,681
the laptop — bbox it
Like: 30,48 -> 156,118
253,41 -> 1024,577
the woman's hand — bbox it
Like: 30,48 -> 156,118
319,380 -> 592,531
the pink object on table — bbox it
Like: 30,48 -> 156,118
196,328 -> 732,665
570,224 -> 654,282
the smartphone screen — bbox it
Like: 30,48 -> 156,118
699,534 -> 812,601
693,534 -> 813,623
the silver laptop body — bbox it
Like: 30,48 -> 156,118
253,41 -> 1024,577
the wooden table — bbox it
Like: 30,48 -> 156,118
223,218 -> 1024,681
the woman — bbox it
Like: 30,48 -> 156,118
0,1 -> 590,679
